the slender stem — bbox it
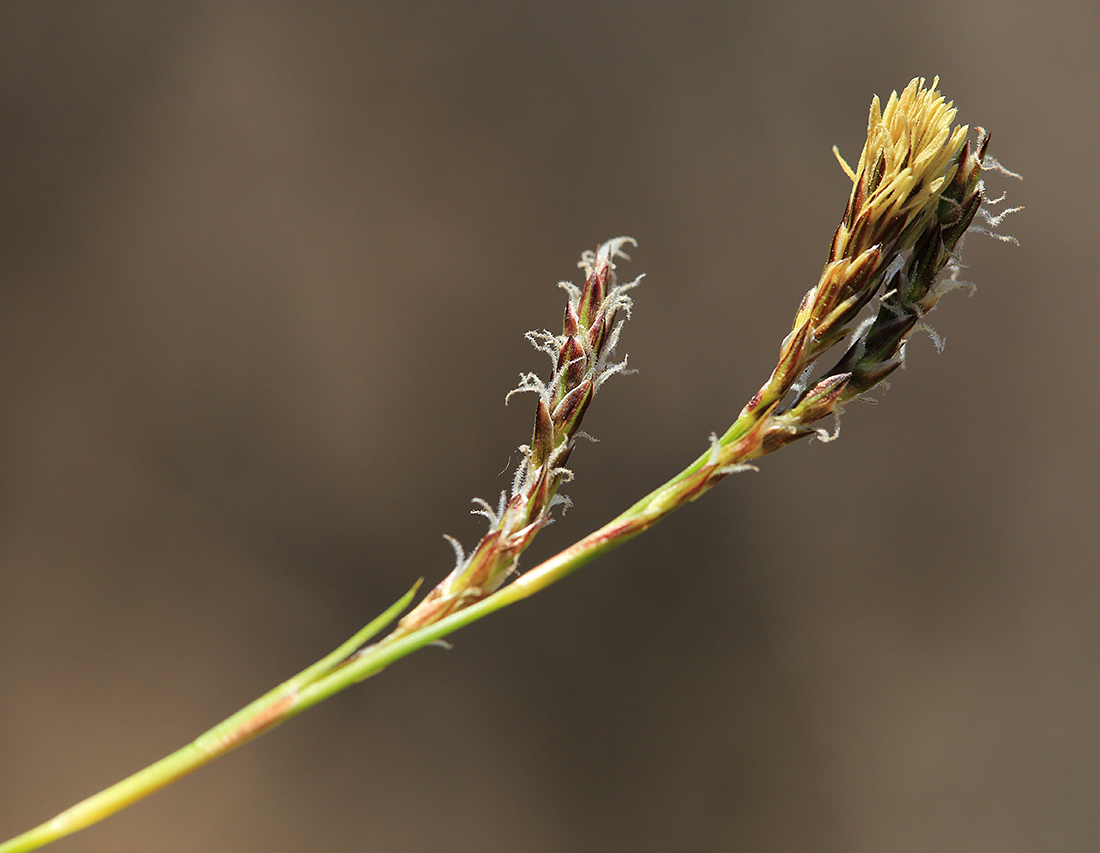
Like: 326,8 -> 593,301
0,587 -> 419,853
0,407 -> 751,853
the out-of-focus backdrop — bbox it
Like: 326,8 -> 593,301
2,4 -> 1096,851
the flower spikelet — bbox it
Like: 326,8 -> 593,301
389,239 -> 640,638
832,76 -> 968,262
732,77 -> 1000,459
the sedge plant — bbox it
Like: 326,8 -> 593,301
0,76 -> 1020,852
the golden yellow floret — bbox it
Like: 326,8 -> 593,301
831,77 -> 970,264
861,77 -> 967,223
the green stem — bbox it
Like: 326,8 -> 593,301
0,587 -> 419,853
0,407 -> 759,853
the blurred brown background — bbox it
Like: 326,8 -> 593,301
1,3 -> 1096,851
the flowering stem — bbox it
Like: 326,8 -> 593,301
1,77 -> 1015,853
